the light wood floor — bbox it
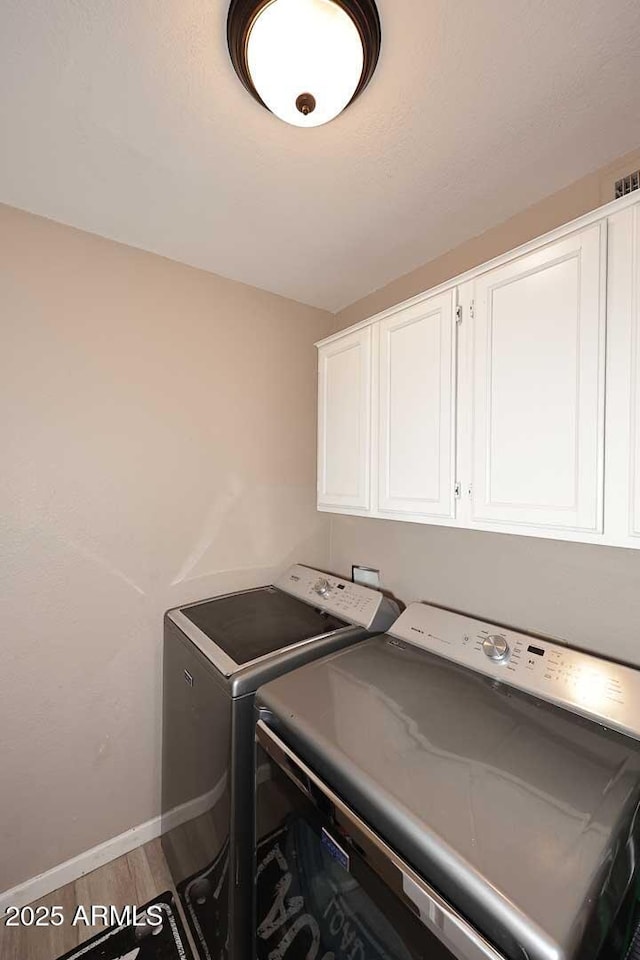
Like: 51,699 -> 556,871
0,839 -> 197,960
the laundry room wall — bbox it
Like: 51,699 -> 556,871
0,203 -> 333,895
328,146 -> 640,667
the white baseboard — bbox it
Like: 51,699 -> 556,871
0,814 -> 163,915
0,776 -> 230,917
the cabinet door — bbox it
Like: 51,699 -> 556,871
630,210 -> 640,539
317,327 -> 372,511
378,291 -> 457,517
605,202 -> 640,546
469,222 -> 606,532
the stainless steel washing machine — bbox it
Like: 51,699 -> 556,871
160,563 -> 399,960
255,601 -> 640,960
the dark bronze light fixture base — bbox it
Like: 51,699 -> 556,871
227,0 -> 381,115
296,92 -> 317,116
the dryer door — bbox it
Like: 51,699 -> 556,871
255,721 -> 505,960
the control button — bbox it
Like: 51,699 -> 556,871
482,634 -> 510,663
314,578 -> 331,597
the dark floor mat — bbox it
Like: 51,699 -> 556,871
54,891 -> 193,960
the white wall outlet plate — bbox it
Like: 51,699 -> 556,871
352,565 -> 381,589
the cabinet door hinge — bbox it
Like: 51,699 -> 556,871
455,305 -> 463,324
454,481 -> 461,499
469,299 -> 475,319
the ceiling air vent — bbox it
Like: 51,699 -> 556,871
615,169 -> 640,199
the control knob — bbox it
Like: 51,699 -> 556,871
482,634 -> 510,663
314,578 -> 331,597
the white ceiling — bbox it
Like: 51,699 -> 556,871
2,1 -> 640,312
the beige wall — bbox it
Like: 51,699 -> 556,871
329,146 -> 640,667
334,146 -> 640,329
0,204 -> 333,893
3,145 -> 640,896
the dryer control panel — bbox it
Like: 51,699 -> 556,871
390,603 -> 640,741
276,565 -> 399,633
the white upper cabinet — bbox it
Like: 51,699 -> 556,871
378,290 -> 457,518
631,209 -> 640,540
468,223 -> 607,533
604,203 -> 640,546
316,193 -> 640,548
317,326 -> 372,511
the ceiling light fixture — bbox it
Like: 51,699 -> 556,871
227,0 -> 381,128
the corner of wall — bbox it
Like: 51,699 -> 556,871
331,144 -> 640,332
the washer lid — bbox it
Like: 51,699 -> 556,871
257,636 -> 640,960
178,586 -> 345,667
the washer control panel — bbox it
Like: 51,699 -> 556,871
389,602 -> 640,741
275,564 -> 399,632
482,634 -> 511,662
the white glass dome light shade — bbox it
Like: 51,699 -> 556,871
246,0 -> 365,127
227,0 -> 381,128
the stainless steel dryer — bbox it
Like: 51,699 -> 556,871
255,602 -> 640,960
160,563 -> 398,960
